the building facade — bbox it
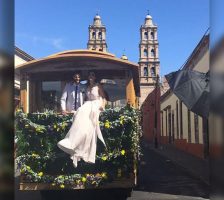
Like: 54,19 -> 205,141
160,32 -> 209,159
139,14 -> 160,106
14,46 -> 34,108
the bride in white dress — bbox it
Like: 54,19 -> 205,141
57,72 -> 106,167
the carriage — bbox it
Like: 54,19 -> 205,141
15,50 -> 141,196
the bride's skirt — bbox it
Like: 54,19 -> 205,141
57,100 -> 106,167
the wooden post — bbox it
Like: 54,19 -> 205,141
27,79 -> 30,113
126,72 -> 136,107
20,73 -> 28,113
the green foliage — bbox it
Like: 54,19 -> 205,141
15,105 -> 141,188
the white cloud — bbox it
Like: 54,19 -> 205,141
16,33 -> 66,50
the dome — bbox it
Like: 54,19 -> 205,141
121,54 -> 128,60
94,14 -> 101,20
144,14 -> 153,26
93,14 -> 102,26
145,14 -> 152,19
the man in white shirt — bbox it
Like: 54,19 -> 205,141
61,73 -> 86,114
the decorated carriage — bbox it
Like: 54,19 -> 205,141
15,50 -> 142,194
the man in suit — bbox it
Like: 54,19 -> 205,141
61,73 -> 86,114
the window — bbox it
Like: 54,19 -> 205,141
172,111 -> 175,142
180,101 -> 183,139
144,67 -> 148,76
92,32 -> 96,39
99,48 -> 103,51
151,49 -> 155,57
144,32 -> 148,39
161,111 -> 164,136
151,32 -> 154,39
100,79 -> 126,108
165,110 -> 168,136
176,100 -> 179,138
188,110 -> 191,143
98,32 -> 102,39
168,108 -> 172,143
41,81 -> 62,112
144,49 -> 148,57
194,114 -> 199,143
151,66 -> 156,77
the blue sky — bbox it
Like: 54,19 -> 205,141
15,0 -> 209,76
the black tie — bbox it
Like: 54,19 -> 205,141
74,85 -> 78,111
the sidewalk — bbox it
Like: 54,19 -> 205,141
144,142 -> 210,185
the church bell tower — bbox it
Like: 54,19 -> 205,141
139,14 -> 160,106
87,14 -> 107,52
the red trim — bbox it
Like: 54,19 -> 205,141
174,139 -> 204,159
210,144 -> 223,158
160,136 -> 169,144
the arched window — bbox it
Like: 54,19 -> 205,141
98,32 -> 102,39
144,67 -> 148,76
150,66 -> 156,77
150,32 -> 154,39
92,32 -> 96,39
151,49 -> 155,57
144,49 -> 148,57
144,32 -> 148,39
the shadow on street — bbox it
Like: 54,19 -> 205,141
135,142 -> 209,199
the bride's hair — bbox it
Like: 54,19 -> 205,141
87,71 -> 98,85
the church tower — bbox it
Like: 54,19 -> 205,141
139,14 -> 160,106
87,14 -> 107,52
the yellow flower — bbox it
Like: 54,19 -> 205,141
82,177 -> 87,182
101,155 -> 107,161
120,116 -> 125,120
104,120 -> 110,128
60,184 -> 65,188
120,120 -> 124,125
51,183 -> 56,186
38,172 -> 43,177
54,124 -> 57,129
101,172 -> 107,179
121,150 -> 126,155
26,166 -> 31,170
25,124 -> 29,127
32,153 -> 38,157
76,179 -> 81,184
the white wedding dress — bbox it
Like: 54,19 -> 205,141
57,85 -> 106,167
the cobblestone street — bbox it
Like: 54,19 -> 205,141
129,143 -> 209,200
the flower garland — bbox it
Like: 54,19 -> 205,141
15,105 -> 142,189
